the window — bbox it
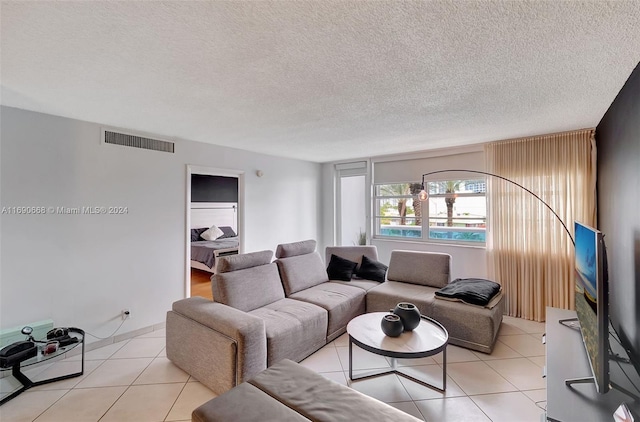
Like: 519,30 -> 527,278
374,183 -> 423,238
374,179 -> 486,244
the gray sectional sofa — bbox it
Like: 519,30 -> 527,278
166,240 -> 504,396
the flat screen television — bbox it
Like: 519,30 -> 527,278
574,221 -> 609,393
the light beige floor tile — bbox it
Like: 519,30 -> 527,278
0,389 -> 68,422
110,338 -> 166,359
30,359 -> 104,391
165,382 -> 217,421
473,340 -> 522,361
320,371 -> 348,386
528,355 -> 546,368
34,386 -> 126,422
134,357 -> 189,385
397,365 -> 467,400
66,341 -> 128,361
388,401 -> 426,421
21,362 -> 55,380
503,316 -> 546,334
299,345 -> 343,372
136,328 -> 166,338
499,334 -> 546,357
346,371 -> 412,403
485,358 -> 546,390
336,345 -> 391,371
470,391 -> 544,422
414,396 -> 491,422
158,347 -> 167,357
75,358 -> 153,388
447,361 -> 517,395
0,375 -> 23,394
100,383 -> 184,422
433,344 -> 480,364
522,388 -> 547,403
497,320 -> 527,336
331,333 -> 349,347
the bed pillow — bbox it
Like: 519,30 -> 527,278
356,255 -> 388,283
191,227 -> 208,242
200,225 -> 224,241
218,226 -> 237,239
326,254 -> 358,281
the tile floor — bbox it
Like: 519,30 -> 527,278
0,316 -> 547,421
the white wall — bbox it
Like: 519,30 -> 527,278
0,106 -> 322,340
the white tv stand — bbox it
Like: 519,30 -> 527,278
546,307 -> 640,421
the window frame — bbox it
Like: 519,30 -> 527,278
373,179 -> 487,246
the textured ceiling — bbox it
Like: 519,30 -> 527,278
2,1 -> 640,163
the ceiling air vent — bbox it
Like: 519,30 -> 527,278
103,130 -> 175,153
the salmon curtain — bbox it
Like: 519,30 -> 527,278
485,129 -> 596,321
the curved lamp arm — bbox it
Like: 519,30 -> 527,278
419,169 -> 575,246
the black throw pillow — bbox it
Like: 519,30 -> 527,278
326,254 -> 358,281
356,255 -> 388,283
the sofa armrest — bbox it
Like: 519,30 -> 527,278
167,297 -> 266,394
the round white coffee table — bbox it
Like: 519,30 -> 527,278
346,312 -> 448,392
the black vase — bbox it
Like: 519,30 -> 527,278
381,314 -> 404,337
392,302 -> 421,331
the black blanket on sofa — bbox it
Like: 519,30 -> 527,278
435,278 -> 501,306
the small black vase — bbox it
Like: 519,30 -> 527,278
381,313 -> 404,337
392,302 -> 421,331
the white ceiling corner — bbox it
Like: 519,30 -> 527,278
1,1 -> 639,163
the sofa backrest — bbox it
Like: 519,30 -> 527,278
275,240 -> 328,296
212,250 -> 285,312
386,250 -> 451,288
325,246 -> 379,271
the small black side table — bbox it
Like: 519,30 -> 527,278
0,328 -> 85,406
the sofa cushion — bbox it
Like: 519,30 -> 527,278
328,279 -> 381,292
289,282 -> 366,341
213,263 -> 285,312
326,254 -> 358,281
325,246 -> 379,272
366,280 -> 438,315
217,250 -> 273,273
192,381 -> 309,422
249,299 -> 327,366
276,251 -> 329,296
387,250 -> 451,288
356,255 -> 388,283
275,239 -> 317,258
430,293 -> 504,354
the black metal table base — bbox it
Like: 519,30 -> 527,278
348,338 -> 447,393
0,364 -> 84,405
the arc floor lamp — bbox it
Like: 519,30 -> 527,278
417,169 -> 575,246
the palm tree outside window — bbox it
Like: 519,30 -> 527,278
374,179 -> 486,244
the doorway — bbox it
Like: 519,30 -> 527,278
185,165 -> 244,299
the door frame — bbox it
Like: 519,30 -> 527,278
185,165 -> 245,298
335,161 -> 370,246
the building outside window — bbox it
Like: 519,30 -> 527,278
374,179 -> 486,244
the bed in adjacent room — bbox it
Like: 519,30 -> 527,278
190,202 -> 239,273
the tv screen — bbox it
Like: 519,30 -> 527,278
574,221 -> 609,393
